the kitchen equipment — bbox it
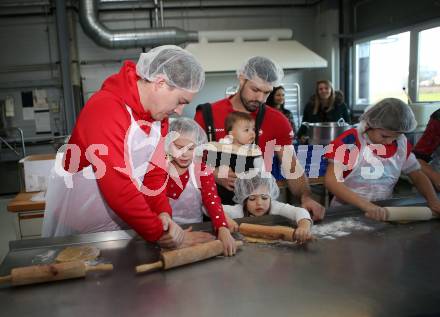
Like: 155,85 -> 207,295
239,223 -> 296,241
385,206 -> 438,222
0,260 -> 113,287
135,240 -> 244,274
408,102 -> 440,127
303,118 -> 352,145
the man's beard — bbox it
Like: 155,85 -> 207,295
239,90 -> 262,112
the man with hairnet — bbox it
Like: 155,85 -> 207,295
194,56 -> 325,220
324,98 -> 440,221
43,45 -> 204,248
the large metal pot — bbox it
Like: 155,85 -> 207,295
303,118 -> 351,145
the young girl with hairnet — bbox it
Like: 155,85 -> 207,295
223,171 -> 313,243
324,98 -> 440,221
165,117 -> 238,256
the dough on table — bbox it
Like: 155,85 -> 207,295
56,246 -> 100,262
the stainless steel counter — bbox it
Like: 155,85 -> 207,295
1,195 -> 440,317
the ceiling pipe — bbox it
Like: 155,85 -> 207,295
78,0 -> 198,49
98,0 -> 324,10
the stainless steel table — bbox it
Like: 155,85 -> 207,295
1,195 -> 440,317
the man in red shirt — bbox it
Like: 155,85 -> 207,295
413,109 -> 440,191
194,56 -> 325,220
43,45 -> 205,249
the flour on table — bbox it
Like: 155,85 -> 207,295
312,217 -> 374,239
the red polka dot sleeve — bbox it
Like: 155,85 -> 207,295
197,164 -> 228,232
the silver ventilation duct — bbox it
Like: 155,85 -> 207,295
78,0 -> 198,49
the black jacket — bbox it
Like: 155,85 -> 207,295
297,91 -> 350,139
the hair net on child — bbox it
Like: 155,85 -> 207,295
233,172 -> 280,204
136,45 -> 205,93
166,117 -> 208,153
360,98 -> 417,133
237,56 -> 284,87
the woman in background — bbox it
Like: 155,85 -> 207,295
266,86 -> 296,132
297,80 -> 350,143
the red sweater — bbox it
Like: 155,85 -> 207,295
63,61 -> 171,242
413,109 -> 440,163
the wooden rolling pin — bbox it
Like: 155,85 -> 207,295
0,260 -> 113,287
385,206 -> 438,222
239,223 -> 296,241
136,240 -> 243,274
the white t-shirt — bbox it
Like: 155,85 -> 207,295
223,201 -> 312,225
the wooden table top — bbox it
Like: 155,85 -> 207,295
7,192 -> 46,213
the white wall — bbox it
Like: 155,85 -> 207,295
0,1 -> 340,137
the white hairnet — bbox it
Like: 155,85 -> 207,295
233,172 -> 280,204
166,117 -> 208,153
360,98 -> 417,133
237,56 -> 284,87
136,45 -> 205,93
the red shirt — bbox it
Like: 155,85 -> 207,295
166,163 -> 227,232
64,61 -> 171,242
413,109 -> 440,163
194,97 -> 293,155
324,128 -> 413,178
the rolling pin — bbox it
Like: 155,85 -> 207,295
136,240 -> 243,274
385,206 -> 438,222
0,260 -> 113,287
239,223 -> 296,241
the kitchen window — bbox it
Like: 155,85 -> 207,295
354,31 -> 410,107
417,26 -> 440,102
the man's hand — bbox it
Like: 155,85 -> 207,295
214,167 -> 236,191
157,213 -> 184,248
301,196 -> 325,221
180,227 -> 216,248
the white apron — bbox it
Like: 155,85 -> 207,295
169,163 -> 207,225
331,126 -> 407,207
42,106 -> 162,237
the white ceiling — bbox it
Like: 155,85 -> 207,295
185,40 -> 327,72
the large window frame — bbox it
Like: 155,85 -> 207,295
352,20 -> 440,110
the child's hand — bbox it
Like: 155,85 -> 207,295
225,214 -> 239,232
294,219 -> 313,243
428,198 -> 440,216
218,227 -> 237,256
363,203 -> 388,221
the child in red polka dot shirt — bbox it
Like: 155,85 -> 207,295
165,117 -> 237,256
